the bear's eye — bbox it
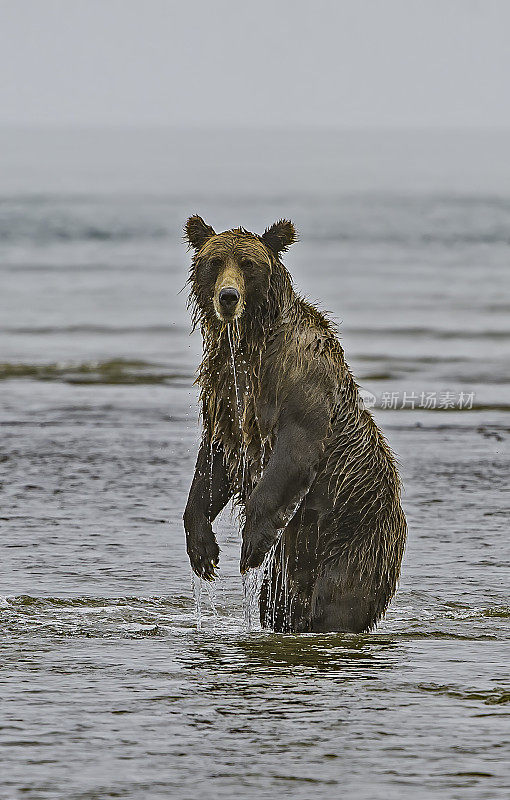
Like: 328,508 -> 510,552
241,259 -> 253,269
209,257 -> 223,269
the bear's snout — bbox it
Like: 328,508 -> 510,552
218,287 -> 240,312
213,261 -> 245,321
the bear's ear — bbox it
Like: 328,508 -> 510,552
261,219 -> 297,256
184,215 -> 216,251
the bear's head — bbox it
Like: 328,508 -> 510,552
185,216 -> 297,326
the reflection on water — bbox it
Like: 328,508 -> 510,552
232,632 -> 398,673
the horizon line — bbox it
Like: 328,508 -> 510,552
1,123 -> 510,134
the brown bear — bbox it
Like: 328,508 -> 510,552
183,216 -> 407,633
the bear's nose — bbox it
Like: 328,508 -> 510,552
219,287 -> 240,310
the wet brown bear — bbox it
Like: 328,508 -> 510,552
183,216 -> 407,633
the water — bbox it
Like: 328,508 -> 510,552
1,129 -> 509,799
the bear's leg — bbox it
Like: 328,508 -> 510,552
259,508 -> 319,632
259,542 -> 287,631
308,566 -> 376,633
259,537 -> 300,632
183,438 -> 232,580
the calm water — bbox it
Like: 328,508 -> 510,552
1,130 -> 509,799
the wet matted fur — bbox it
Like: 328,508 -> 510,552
183,216 -> 407,632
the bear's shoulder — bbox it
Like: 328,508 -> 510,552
280,298 -> 343,357
261,298 -> 345,392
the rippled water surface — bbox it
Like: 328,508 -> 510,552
1,130 -> 509,799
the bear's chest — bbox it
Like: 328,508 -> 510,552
211,356 -> 273,442
204,348 -> 277,490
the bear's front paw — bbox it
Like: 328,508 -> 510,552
186,526 -> 220,581
240,519 -> 278,573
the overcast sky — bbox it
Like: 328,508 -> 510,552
1,0 -> 509,128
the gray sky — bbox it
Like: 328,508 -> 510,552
1,0 -> 509,128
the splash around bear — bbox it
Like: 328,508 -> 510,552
183,216 -> 407,632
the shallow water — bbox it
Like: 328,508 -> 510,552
1,130 -> 509,799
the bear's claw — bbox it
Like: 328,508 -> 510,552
187,534 -> 220,581
240,521 -> 277,573
192,555 -> 218,581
